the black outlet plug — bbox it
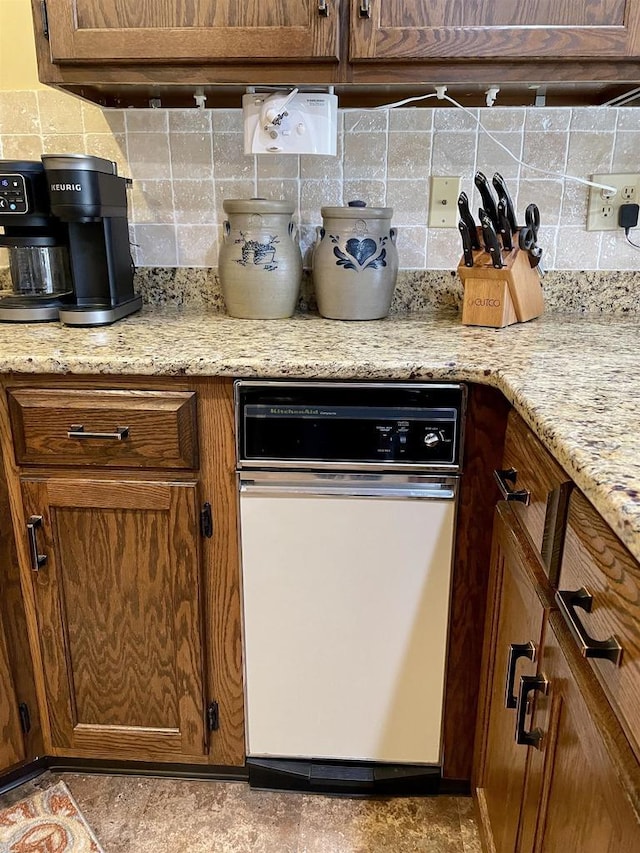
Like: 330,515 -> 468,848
619,203 -> 639,229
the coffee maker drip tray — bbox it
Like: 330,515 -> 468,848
0,294 -> 71,323
58,294 -> 143,327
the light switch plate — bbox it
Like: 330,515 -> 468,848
587,173 -> 640,230
428,176 -> 462,228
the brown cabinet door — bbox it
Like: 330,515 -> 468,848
43,0 -> 339,63
476,504 -> 547,853
520,612 -> 640,853
22,477 -> 207,762
0,618 -> 25,771
350,1 -> 640,60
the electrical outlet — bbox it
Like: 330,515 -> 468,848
428,176 -> 461,228
587,173 -> 640,230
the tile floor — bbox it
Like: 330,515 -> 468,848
1,771 -> 482,852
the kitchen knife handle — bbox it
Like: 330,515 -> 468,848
492,172 -> 519,233
458,220 -> 474,267
474,171 -> 499,229
457,191 -> 481,250
497,200 -> 513,251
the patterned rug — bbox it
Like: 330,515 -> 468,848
0,780 -> 104,852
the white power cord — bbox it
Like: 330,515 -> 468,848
363,88 -> 616,194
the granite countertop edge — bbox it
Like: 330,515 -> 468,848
1,305 -> 638,564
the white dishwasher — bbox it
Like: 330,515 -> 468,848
235,381 -> 465,794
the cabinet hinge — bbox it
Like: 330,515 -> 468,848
200,502 -> 213,538
207,701 -> 219,732
18,702 -> 31,735
41,1 -> 49,39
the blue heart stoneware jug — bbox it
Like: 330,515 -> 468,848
312,201 -> 399,320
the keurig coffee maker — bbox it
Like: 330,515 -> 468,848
42,154 -> 142,325
0,154 -> 141,325
0,160 -> 74,321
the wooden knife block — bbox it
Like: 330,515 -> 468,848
457,244 -> 544,328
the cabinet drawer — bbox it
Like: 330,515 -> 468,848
557,489 -> 640,759
8,388 -> 198,469
498,410 -> 571,579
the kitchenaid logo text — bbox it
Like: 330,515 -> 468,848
473,298 -> 501,307
50,183 -> 82,192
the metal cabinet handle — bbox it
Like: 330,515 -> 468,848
318,0 -> 329,16
504,641 -> 536,709
27,515 -> 47,573
515,674 -> 548,747
359,0 -> 371,18
67,425 -> 130,441
556,587 -> 623,666
493,467 -> 531,505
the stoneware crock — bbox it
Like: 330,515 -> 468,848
312,200 -> 399,320
219,198 -> 302,319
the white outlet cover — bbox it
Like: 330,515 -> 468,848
428,176 -> 462,228
587,173 -> 640,231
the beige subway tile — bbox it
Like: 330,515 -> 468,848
566,131 -> 614,175
476,132 -> 521,179
524,108 -> 571,132
85,133 -> 128,168
612,133 -> 640,171
173,179 -> 216,224
126,132 -> 171,179
37,90 -> 83,134
521,132 -> 568,179
515,180 -> 563,227
300,179 -> 342,222
176,225 -> 218,266
599,231 -> 640,270
214,179 -> 255,223
132,224 -> 177,266
1,135 -> 43,160
257,154 -> 299,181
212,109 -> 244,133
555,227 -> 601,270
616,108 -> 640,131
534,225 -> 557,269
125,110 -> 168,133
389,109 -> 433,132
254,179 -> 298,206
342,180 -> 386,207
0,91 -> 40,134
480,109 -> 525,132
387,132 -> 431,180
385,180 -> 428,227
426,228 -> 461,270
559,179 -> 590,227
300,133 -> 343,180
213,133 -> 255,180
431,131 -> 476,178
344,110 -> 387,133
82,104 -> 125,134
41,134 -> 85,154
169,133 -> 213,179
343,132 -> 386,180
394,226 -> 427,269
570,107 -> 617,132
434,108 -> 478,132
169,110 -> 212,133
130,180 -> 175,224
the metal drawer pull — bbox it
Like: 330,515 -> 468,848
515,674 -> 548,748
359,0 -> 371,18
556,587 -> 623,666
493,467 -> 531,505
318,0 -> 329,15
67,425 -> 130,441
504,641 -> 536,709
27,515 -> 47,573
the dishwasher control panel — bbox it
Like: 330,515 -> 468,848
235,381 -> 465,470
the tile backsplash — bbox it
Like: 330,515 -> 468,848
1,88 -> 640,272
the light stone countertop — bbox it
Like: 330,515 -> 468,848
1,304 -> 639,563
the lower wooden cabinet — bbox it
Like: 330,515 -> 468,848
476,503 -> 640,851
22,476 -> 207,761
0,616 -> 25,771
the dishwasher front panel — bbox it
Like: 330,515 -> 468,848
239,484 -> 456,765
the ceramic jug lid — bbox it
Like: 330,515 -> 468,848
320,200 -> 393,219
223,197 -> 295,215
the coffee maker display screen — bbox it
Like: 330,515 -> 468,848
0,175 -> 27,214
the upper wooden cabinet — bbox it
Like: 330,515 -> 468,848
41,0 -> 339,63
350,0 -> 640,61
